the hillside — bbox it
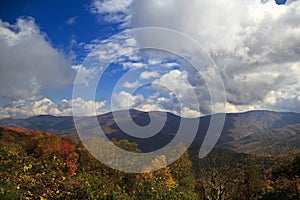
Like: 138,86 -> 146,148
0,115 -> 75,136
1,125 -> 299,199
1,110 -> 300,155
216,111 -> 300,155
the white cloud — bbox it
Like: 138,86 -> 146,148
132,0 -> 300,55
4,1 -> 296,117
123,81 -> 139,88
129,0 -> 300,113
0,17 -> 74,102
152,70 -> 201,116
157,97 -> 169,103
65,16 -> 78,25
148,58 -> 161,65
137,104 -> 165,113
0,98 -> 106,119
112,91 -> 144,109
163,62 -> 179,68
181,107 -> 201,118
134,97 -> 202,118
260,68 -> 300,113
136,95 -> 170,112
223,102 -> 262,114
63,98 -> 106,116
90,0 -> 133,24
122,62 -> 145,69
140,71 -> 159,79
32,98 -> 62,116
74,0 -> 300,115
0,99 -> 60,119
87,31 -> 139,64
92,0 -> 133,13
72,65 -> 100,86
153,70 -> 193,96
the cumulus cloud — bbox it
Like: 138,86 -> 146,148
0,17 -> 74,102
72,65 -> 100,86
23,0 -> 297,117
148,58 -> 161,65
79,32 -> 204,116
151,70 -> 201,115
123,81 -> 139,88
112,91 -> 144,109
0,98 -> 106,119
137,104 -> 165,113
122,62 -> 145,69
181,107 -> 201,118
140,71 -> 159,80
153,70 -> 194,99
62,0 -> 300,115
131,0 -> 300,55
133,96 -> 201,118
62,98 -> 106,116
163,62 -> 179,68
129,0 -> 300,113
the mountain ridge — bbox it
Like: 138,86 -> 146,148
1,109 -> 300,156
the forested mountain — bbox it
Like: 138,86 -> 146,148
1,125 -> 299,199
1,110 -> 300,155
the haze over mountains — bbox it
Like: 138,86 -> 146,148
1,110 -> 300,156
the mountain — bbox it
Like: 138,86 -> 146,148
0,115 -> 75,136
0,126 -> 51,142
215,111 -> 300,153
1,110 -> 300,155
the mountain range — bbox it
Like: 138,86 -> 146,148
1,109 -> 300,156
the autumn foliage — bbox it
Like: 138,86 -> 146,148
0,126 -> 300,199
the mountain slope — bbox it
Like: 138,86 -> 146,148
225,124 -> 300,155
1,110 -> 300,155
0,115 -> 75,136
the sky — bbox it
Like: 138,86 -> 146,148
0,0 -> 300,119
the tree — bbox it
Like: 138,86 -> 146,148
271,154 -> 300,200
170,150 -> 196,192
238,164 -> 265,200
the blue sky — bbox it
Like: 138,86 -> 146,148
0,0 -> 300,118
0,0 -> 118,51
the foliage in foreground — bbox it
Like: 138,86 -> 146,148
0,126 -> 299,200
